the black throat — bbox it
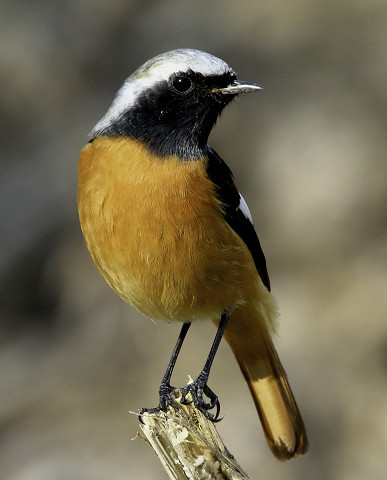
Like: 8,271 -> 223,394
93,76 -> 236,160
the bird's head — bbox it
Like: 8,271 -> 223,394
91,49 -> 262,159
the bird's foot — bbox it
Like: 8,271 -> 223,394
180,372 -> 221,422
138,382 -> 178,421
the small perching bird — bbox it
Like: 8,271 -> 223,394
77,49 -> 308,460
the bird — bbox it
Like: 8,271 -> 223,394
77,48 -> 308,460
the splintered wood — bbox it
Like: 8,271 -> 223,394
136,389 -> 250,480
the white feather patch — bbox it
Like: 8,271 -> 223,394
238,193 -> 253,224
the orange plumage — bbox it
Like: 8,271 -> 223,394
78,136 -> 308,459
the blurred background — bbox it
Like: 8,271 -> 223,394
1,1 -> 386,479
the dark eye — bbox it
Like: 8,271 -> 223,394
171,75 -> 193,94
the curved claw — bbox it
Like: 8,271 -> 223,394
180,377 -> 222,422
138,406 -> 162,425
138,383 -> 178,423
203,384 -> 221,416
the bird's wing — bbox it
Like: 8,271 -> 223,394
206,147 -> 271,291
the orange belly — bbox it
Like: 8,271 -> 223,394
78,137 -> 260,322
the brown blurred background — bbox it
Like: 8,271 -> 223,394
1,1 -> 386,479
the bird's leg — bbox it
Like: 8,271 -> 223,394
157,321 -> 191,408
181,312 -> 230,421
139,322 -> 191,418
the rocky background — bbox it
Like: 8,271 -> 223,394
1,1 -> 386,479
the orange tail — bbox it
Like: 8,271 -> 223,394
223,309 -> 308,460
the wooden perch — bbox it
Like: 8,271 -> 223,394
135,385 -> 250,480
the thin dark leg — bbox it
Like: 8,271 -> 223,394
159,321 -> 191,393
201,312 -> 230,378
139,322 -> 191,416
181,312 -> 230,421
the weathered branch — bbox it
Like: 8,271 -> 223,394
135,386 -> 250,480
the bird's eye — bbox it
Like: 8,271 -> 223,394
171,75 -> 193,94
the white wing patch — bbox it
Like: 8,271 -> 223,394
238,193 -> 253,224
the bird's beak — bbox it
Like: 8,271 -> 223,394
212,80 -> 263,95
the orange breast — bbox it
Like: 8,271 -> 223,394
77,137 -> 258,322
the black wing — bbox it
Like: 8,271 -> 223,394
206,147 -> 271,291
